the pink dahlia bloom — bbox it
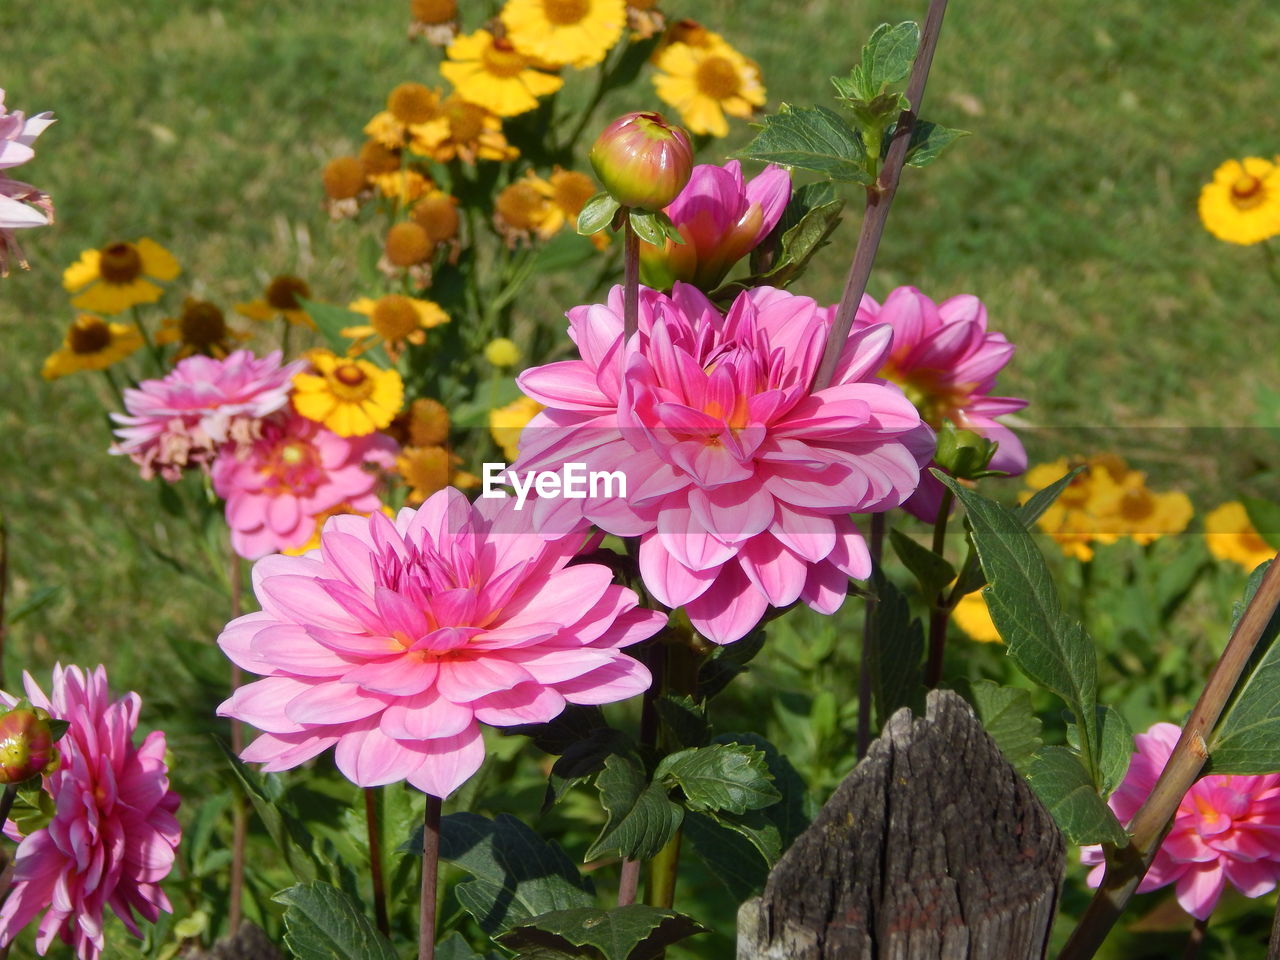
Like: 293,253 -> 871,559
0,89 -> 56,276
639,160 -> 791,291
110,349 -> 304,481
853,286 -> 1026,521
218,487 -> 663,797
1082,722 -> 1280,920
211,410 -> 397,560
0,665 -> 181,960
515,283 -> 931,645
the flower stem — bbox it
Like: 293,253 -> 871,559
132,305 -> 165,374
925,487 -> 955,688
813,0 -> 949,391
0,784 -> 17,829
281,317 -> 292,359
622,215 -> 640,344
856,512 -> 886,758
419,794 -> 443,960
1267,889 -> 1280,959
646,828 -> 683,909
1182,916 -> 1208,960
366,787 -> 390,937
618,638 -> 665,906
101,368 -> 126,408
228,549 -> 246,934
1057,553 -> 1280,960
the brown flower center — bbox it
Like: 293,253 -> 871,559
1230,174 -> 1265,210
696,56 -> 740,100
669,19 -> 714,47
551,169 -> 595,217
629,0 -> 659,9
496,183 -> 548,230
333,362 -> 368,388
400,446 -> 452,498
412,193 -> 461,244
323,155 -> 366,200
1119,488 -> 1154,522
407,398 -> 451,447
445,99 -> 486,142
388,83 -> 438,125
411,0 -> 457,24
97,242 -> 144,284
266,275 -> 311,310
385,221 -> 433,266
543,0 -> 590,25
360,140 -> 403,176
179,299 -> 228,345
483,38 -> 530,78
68,315 -> 112,354
371,295 -> 421,341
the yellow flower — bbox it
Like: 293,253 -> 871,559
368,169 -> 434,204
1205,502 -> 1275,573
364,83 -> 441,150
501,0 -> 627,69
1198,158 -> 1280,245
410,190 -> 461,247
236,275 -> 315,328
62,239 -> 181,315
484,337 -> 521,367
409,95 -> 518,164
343,294 -> 450,354
384,221 -> 435,267
390,397 -> 452,448
396,445 -> 478,504
494,172 -> 560,245
440,30 -> 564,118
155,298 -> 251,359
547,166 -> 597,232
652,36 -> 765,137
409,0 -> 459,44
42,314 -> 144,380
489,395 -> 543,461
292,351 -> 404,436
283,503 -> 396,556
952,590 -> 1001,643
322,155 -> 367,201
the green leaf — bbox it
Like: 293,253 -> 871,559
424,812 -> 594,934
1097,705 -> 1134,797
586,755 -> 684,862
960,679 -> 1043,773
6,585 -> 60,625
545,726 -> 634,808
1207,561 -> 1280,774
655,695 -> 710,750
499,906 -> 704,960
511,704 -> 609,755
869,573 -> 925,726
939,473 -> 1102,783
535,230 -> 599,272
655,742 -> 780,814
712,732 -> 810,847
273,881 -> 397,960
682,811 -> 770,900
301,299 -> 362,354
436,932 -> 502,960
1026,747 -> 1127,845
216,739 -> 319,883
628,209 -> 665,246
738,104 -> 871,183
838,21 -> 921,101
577,193 -> 620,236
732,184 -> 845,294
904,120 -> 969,167
889,527 -> 957,599
697,628 -> 766,700
705,807 -> 782,863
1243,497 -> 1280,550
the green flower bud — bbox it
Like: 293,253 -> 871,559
0,707 -> 58,784
589,112 -> 693,212
934,422 -> 999,480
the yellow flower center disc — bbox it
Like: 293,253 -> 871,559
543,0 -> 590,25
411,0 -> 457,24
552,171 -> 595,216
1230,174 -> 1265,210
385,222 -> 433,266
98,242 -> 144,284
360,140 -> 402,175
446,100 -> 486,142
497,183 -> 547,230
69,315 -> 112,354
323,156 -> 367,200
371,296 -> 421,341
180,300 -> 228,345
1119,488 -> 1154,522
483,38 -> 530,78
696,56 -> 741,100
413,195 -> 460,244
388,83 -> 437,125
280,441 -> 308,465
266,275 -> 311,310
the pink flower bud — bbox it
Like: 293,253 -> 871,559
589,112 -> 693,211
0,707 -> 57,784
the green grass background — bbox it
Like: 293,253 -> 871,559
1,0 -> 1279,956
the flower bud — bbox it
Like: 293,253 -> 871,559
484,338 -> 520,368
589,112 -> 693,211
0,707 -> 58,784
933,422 -> 999,480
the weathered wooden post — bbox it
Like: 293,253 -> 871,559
738,690 -> 1064,960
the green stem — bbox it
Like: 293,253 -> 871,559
101,368 -> 125,408
366,787 -> 390,937
646,829 -> 683,909
0,785 -> 17,830
924,487 -> 955,688
856,512 -> 886,757
281,317 -> 292,358
419,794 -> 442,960
132,306 -> 165,373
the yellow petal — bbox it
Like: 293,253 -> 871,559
293,390 -> 337,423
348,298 -> 379,316
235,299 -> 275,321
62,250 -> 101,292
71,278 -> 164,315
136,238 -> 181,281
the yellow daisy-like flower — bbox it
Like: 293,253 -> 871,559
1205,502 -> 1275,573
155,298 -> 252,360
409,95 -> 519,164
236,275 -> 315,328
1198,158 -> 1280,246
42,314 -> 144,380
1088,470 -> 1194,546
440,30 -> 564,118
652,37 -> 766,138
292,351 -> 404,437
62,239 -> 181,315
489,395 -> 544,461
369,169 -> 434,205
389,397 -> 452,448
951,590 -> 1001,644
502,0 -> 627,69
411,190 -> 462,250
343,294 -> 450,355
546,166 -> 597,232
494,172 -> 561,245
397,445 -> 479,505
365,83 -> 441,150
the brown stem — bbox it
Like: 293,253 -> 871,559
856,512 -> 886,758
924,487 -> 955,688
228,551 -> 245,934
1182,916 -> 1208,960
619,638 -> 665,906
366,787 -> 390,937
813,0 -> 950,391
1058,554 -> 1280,960
419,794 -> 443,960
622,215 -> 640,343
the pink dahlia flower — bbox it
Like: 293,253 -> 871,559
515,283 -> 931,645
0,665 -> 181,960
853,286 -> 1026,521
110,349 -> 304,481
0,89 -> 56,276
218,487 -> 663,797
1082,722 -> 1280,920
638,160 -> 790,291
211,410 -> 397,560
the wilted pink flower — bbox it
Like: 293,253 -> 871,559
218,488 -> 663,797
639,160 -> 790,291
0,89 -> 56,277
211,410 -> 396,560
853,286 -> 1026,521
0,665 -> 180,960
516,283 -> 931,645
1082,722 -> 1280,920
110,349 -> 304,481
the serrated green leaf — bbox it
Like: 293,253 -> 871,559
1097,705 -> 1133,797
738,104 -> 871,183
740,189 -> 844,292
545,726 -> 634,807
869,573 -> 925,726
655,743 -> 780,814
682,810 -> 770,900
499,906 -> 704,960
273,881 -> 397,960
939,474 -> 1102,784
706,807 -> 782,863
961,679 -> 1042,773
1207,562 -> 1280,774
841,21 -> 920,101
889,527 -> 957,599
577,193 -> 619,236
655,695 -> 709,750
1243,497 -> 1280,550
1027,747 -> 1127,845
903,120 -> 969,168
586,755 -> 683,862
711,732 -> 810,846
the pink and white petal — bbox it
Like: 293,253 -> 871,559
1174,862 -> 1227,920
284,682 -> 390,725
639,533 -> 718,608
1223,858 -> 1280,899
405,723 -> 486,799
379,688 -> 474,740
684,563 -> 770,645
471,683 -> 567,726
334,721 -> 430,787
240,730 -> 340,771
341,656 -> 438,697
555,656 -> 652,705
435,656 -> 536,703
